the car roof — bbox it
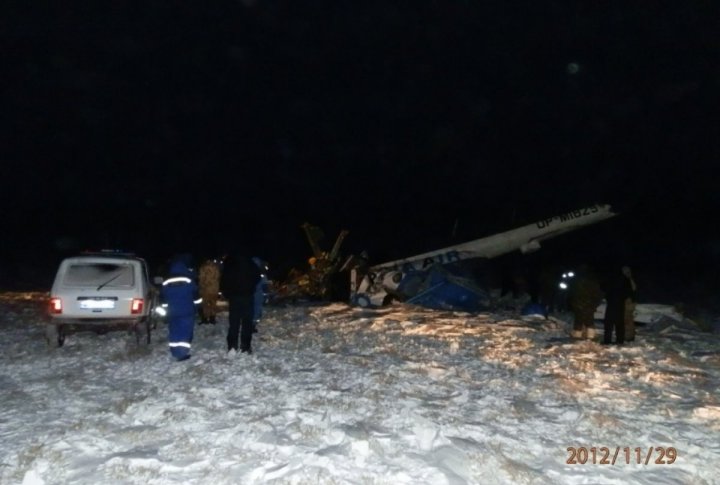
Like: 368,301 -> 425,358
81,249 -> 137,257
63,252 -> 147,264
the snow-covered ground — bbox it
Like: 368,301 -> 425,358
1,292 -> 719,485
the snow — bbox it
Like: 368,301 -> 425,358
1,291 -> 719,484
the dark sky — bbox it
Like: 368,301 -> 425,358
2,1 -> 719,292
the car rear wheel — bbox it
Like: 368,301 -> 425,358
46,324 -> 65,347
133,319 -> 151,345
147,305 -> 158,331
144,317 -> 152,344
149,293 -> 160,330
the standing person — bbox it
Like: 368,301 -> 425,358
603,265 -> 635,345
567,265 -> 604,340
252,257 -> 269,332
537,264 -> 560,315
198,258 -> 221,324
161,259 -> 200,361
622,266 -> 638,342
220,252 -> 261,354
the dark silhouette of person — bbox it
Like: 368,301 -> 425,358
220,252 -> 261,354
622,266 -> 638,342
603,265 -> 634,345
537,264 -> 561,315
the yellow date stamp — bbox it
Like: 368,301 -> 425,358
566,447 -> 678,465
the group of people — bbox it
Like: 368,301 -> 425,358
566,264 -> 638,345
160,252 -> 637,359
159,253 -> 269,361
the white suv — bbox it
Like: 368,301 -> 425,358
47,251 -> 159,346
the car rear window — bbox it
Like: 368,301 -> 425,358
63,263 -> 135,288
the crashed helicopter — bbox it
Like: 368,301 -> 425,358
350,204 -> 617,310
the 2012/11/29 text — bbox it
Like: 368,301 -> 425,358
566,447 -> 677,465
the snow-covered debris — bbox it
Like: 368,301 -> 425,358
1,292 -> 719,484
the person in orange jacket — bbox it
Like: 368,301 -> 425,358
198,258 -> 221,324
567,265 -> 604,340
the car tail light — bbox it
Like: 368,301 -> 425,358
49,297 -> 63,314
131,298 -> 144,314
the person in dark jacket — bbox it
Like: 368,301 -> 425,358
251,257 -> 269,331
161,259 -> 200,361
537,264 -> 561,315
220,253 -> 261,354
603,265 -> 635,345
622,266 -> 638,342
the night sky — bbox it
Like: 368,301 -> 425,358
2,2 -> 719,297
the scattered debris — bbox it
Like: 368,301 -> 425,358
273,223 -> 352,301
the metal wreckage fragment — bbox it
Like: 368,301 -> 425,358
273,223 -> 356,301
